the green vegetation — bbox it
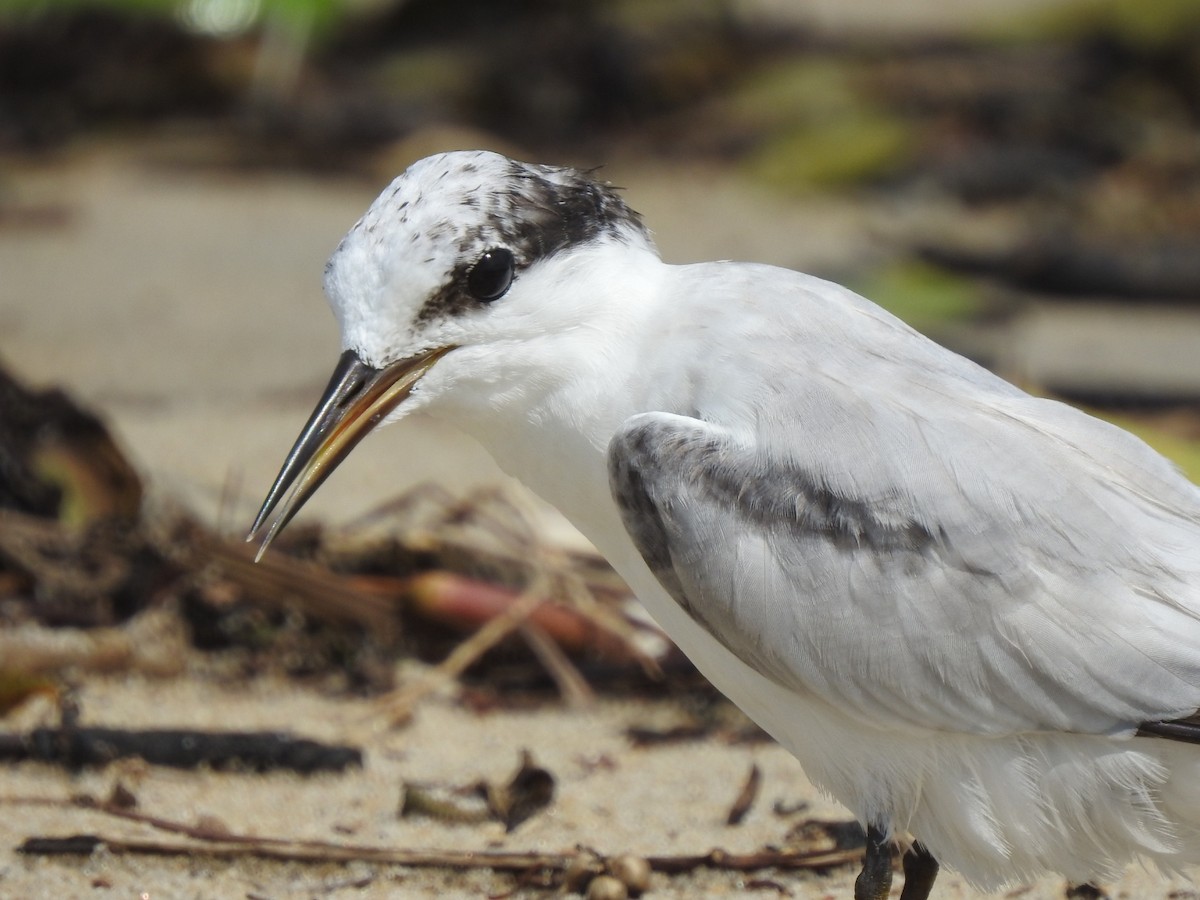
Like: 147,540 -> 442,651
848,261 -> 985,333
986,0 -> 1200,47
730,60 -> 917,193
749,112 -> 913,192
1,0 -> 346,38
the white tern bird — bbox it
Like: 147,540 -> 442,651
249,150 -> 1200,899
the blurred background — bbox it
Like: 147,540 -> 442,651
2,0 -> 1199,533
2,2 -> 1200,896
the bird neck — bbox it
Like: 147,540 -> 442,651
433,251 -> 670,534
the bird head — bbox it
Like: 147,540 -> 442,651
247,150 -> 654,554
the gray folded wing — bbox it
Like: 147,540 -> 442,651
608,402 -> 1200,738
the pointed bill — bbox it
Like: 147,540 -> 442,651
247,346 -> 453,558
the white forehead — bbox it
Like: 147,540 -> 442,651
321,150 -> 652,363
345,152 -> 543,266
325,152 -> 507,313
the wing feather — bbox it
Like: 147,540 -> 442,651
607,396 -> 1200,738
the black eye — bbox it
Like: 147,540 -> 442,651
466,248 -> 515,302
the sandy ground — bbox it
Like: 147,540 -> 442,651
3,674 -> 1200,900
3,137 -> 1200,898
0,674 -> 858,899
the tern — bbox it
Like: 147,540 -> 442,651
249,150 -> 1200,898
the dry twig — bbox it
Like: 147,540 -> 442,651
0,607 -> 185,677
5,793 -> 863,878
726,762 -> 762,826
372,586 -> 548,725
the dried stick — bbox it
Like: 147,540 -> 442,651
369,490 -> 600,724
517,620 -> 594,709
726,762 -> 762,826
6,794 -> 863,875
0,607 -> 185,677
371,586 -> 547,726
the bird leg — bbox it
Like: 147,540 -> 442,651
853,827 -> 940,900
854,824 -> 894,900
899,840 -> 939,900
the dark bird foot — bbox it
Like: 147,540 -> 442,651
854,825 -> 939,900
900,841 -> 939,900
